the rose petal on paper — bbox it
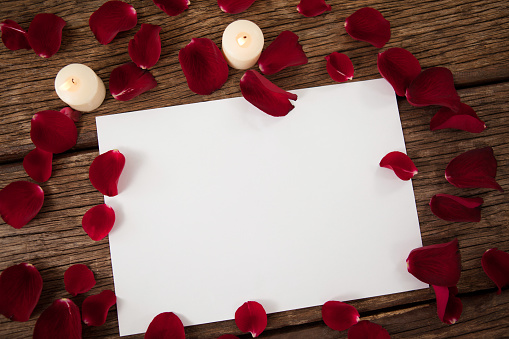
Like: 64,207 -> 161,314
33,298 -> 81,339
89,150 -> 125,197
377,47 -> 421,96
217,335 -> 240,339
64,264 -> 96,297
129,24 -> 161,69
379,151 -> 418,181
27,13 -> 66,58
0,20 -> 31,51
406,238 -> 461,287
235,301 -> 267,338
152,0 -> 189,16
82,290 -> 116,326
430,103 -> 486,133
23,148 -> 53,183
348,320 -> 391,339
240,70 -> 297,117
0,263 -> 42,322
0,181 -> 44,229
429,194 -> 483,222
297,0 -> 332,17
325,52 -> 354,82
89,0 -> 137,45
145,312 -> 185,339
30,110 -> 77,154
109,62 -> 157,101
433,285 -> 462,324
445,147 -> 503,191
345,7 -> 390,48
81,204 -> 116,241
258,31 -> 308,75
218,0 -> 256,14
60,107 -> 82,123
482,248 -> 509,294
322,300 -> 360,331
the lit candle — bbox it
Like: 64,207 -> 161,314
54,64 -> 106,112
222,20 -> 264,70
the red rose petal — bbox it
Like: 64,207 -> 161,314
406,67 -> 461,112
325,52 -> 354,82
406,238 -> 461,287
0,263 -> 42,322
345,7 -> 390,48
433,285 -> 462,324
30,110 -> 77,154
81,204 -> 116,241
89,0 -> 137,45
218,0 -> 256,14
60,107 -> 82,123
258,31 -> 308,75
89,150 -> 125,197
145,312 -> 185,339
322,300 -> 360,331
430,103 -> 486,133
0,181 -> 44,229
0,20 -> 31,51
240,70 -> 297,117
379,151 -> 418,181
297,0 -> 332,17
64,264 -> 96,297
82,290 -> 116,326
482,248 -> 509,294
23,148 -> 53,183
110,62 -> 157,101
377,47 -> 421,96
217,335 -> 240,339
235,301 -> 267,338
33,298 -> 81,339
27,13 -> 65,58
129,24 -> 161,69
445,147 -> 503,191
152,0 -> 189,16
429,194 -> 483,222
348,320 -> 390,339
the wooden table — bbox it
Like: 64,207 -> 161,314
1,0 -> 508,338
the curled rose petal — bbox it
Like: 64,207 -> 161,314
258,31 -> 308,75
0,181 -> 44,229
482,248 -> 509,294
89,0 -> 137,45
60,107 -> 82,123
64,264 -> 96,297
82,204 -> 116,241
27,13 -> 66,58
145,312 -> 185,339
0,20 -> 31,51
322,300 -> 359,331
82,290 -> 116,326
30,110 -> 77,154
153,0 -> 189,16
406,238 -> 461,287
218,0 -> 256,14
348,320 -> 390,339
445,147 -> 503,191
325,52 -> 354,82
110,62 -> 157,101
429,194 -> 483,222
345,7 -> 390,48
23,148 -> 53,183
89,149 -> 125,197
235,301 -> 267,338
297,0 -> 331,17
33,298 -> 81,339
432,285 -> 462,324
217,335 -> 240,339
129,24 -> 161,69
0,263 -> 42,322
377,47 -> 421,96
379,151 -> 418,181
430,103 -> 486,133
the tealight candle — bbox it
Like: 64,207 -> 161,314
222,20 -> 264,70
55,64 -> 106,112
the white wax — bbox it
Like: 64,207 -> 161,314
222,20 -> 264,70
55,64 -> 106,112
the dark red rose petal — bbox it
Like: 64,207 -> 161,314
258,31 -> 308,75
33,298 -> 81,339
429,194 -> 483,222
0,181 -> 44,229
406,238 -> 461,287
82,204 -> 116,241
64,264 -> 96,297
297,0 -> 332,17
433,285 -> 462,324
152,0 -> 189,16
235,301 -> 267,338
23,148 -> 53,183
82,290 -> 116,326
325,52 -> 354,82
0,20 -> 31,51
377,47 -> 421,97
216,335 -> 240,339
322,300 -> 360,331
60,107 -> 82,123
129,24 -> 161,69
430,103 -> 486,133
379,151 -> 418,181
145,312 -> 185,339
445,147 -> 503,191
345,7 -> 390,48
482,248 -> 509,294
348,320 -> 390,339
89,150 -> 125,197
89,0 -> 137,45
218,0 -> 256,14
27,13 -> 65,58
0,263 -> 42,322
30,110 -> 77,154
110,62 -> 157,101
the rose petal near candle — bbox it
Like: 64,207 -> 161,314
347,320 -> 391,339
235,301 -> 267,338
432,285 -> 462,324
297,0 -> 332,17
482,248 -> 509,294
258,31 -> 308,75
64,264 -> 96,297
0,20 -> 31,51
33,298 -> 81,339
218,0 -> 256,14
27,13 -> 65,58
430,103 -> 486,133
152,0 -> 189,16
322,300 -> 360,331
128,24 -> 161,69
89,0 -> 137,45
0,263 -> 43,322
23,148 -> 53,183
145,312 -> 185,339
379,151 -> 418,181
406,238 -> 461,287
240,70 -> 297,117
345,7 -> 390,48
89,150 -> 126,197
0,181 -> 44,229
217,335 -> 240,339
179,38 -> 229,95
109,62 -> 157,101
377,47 -> 421,96
60,107 -> 82,123
82,290 -> 116,326
30,110 -> 77,154
325,52 -> 354,82
445,147 -> 503,191
82,204 -> 116,241
429,194 -> 483,222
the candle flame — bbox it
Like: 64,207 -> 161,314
60,77 -> 78,91
237,35 -> 248,47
